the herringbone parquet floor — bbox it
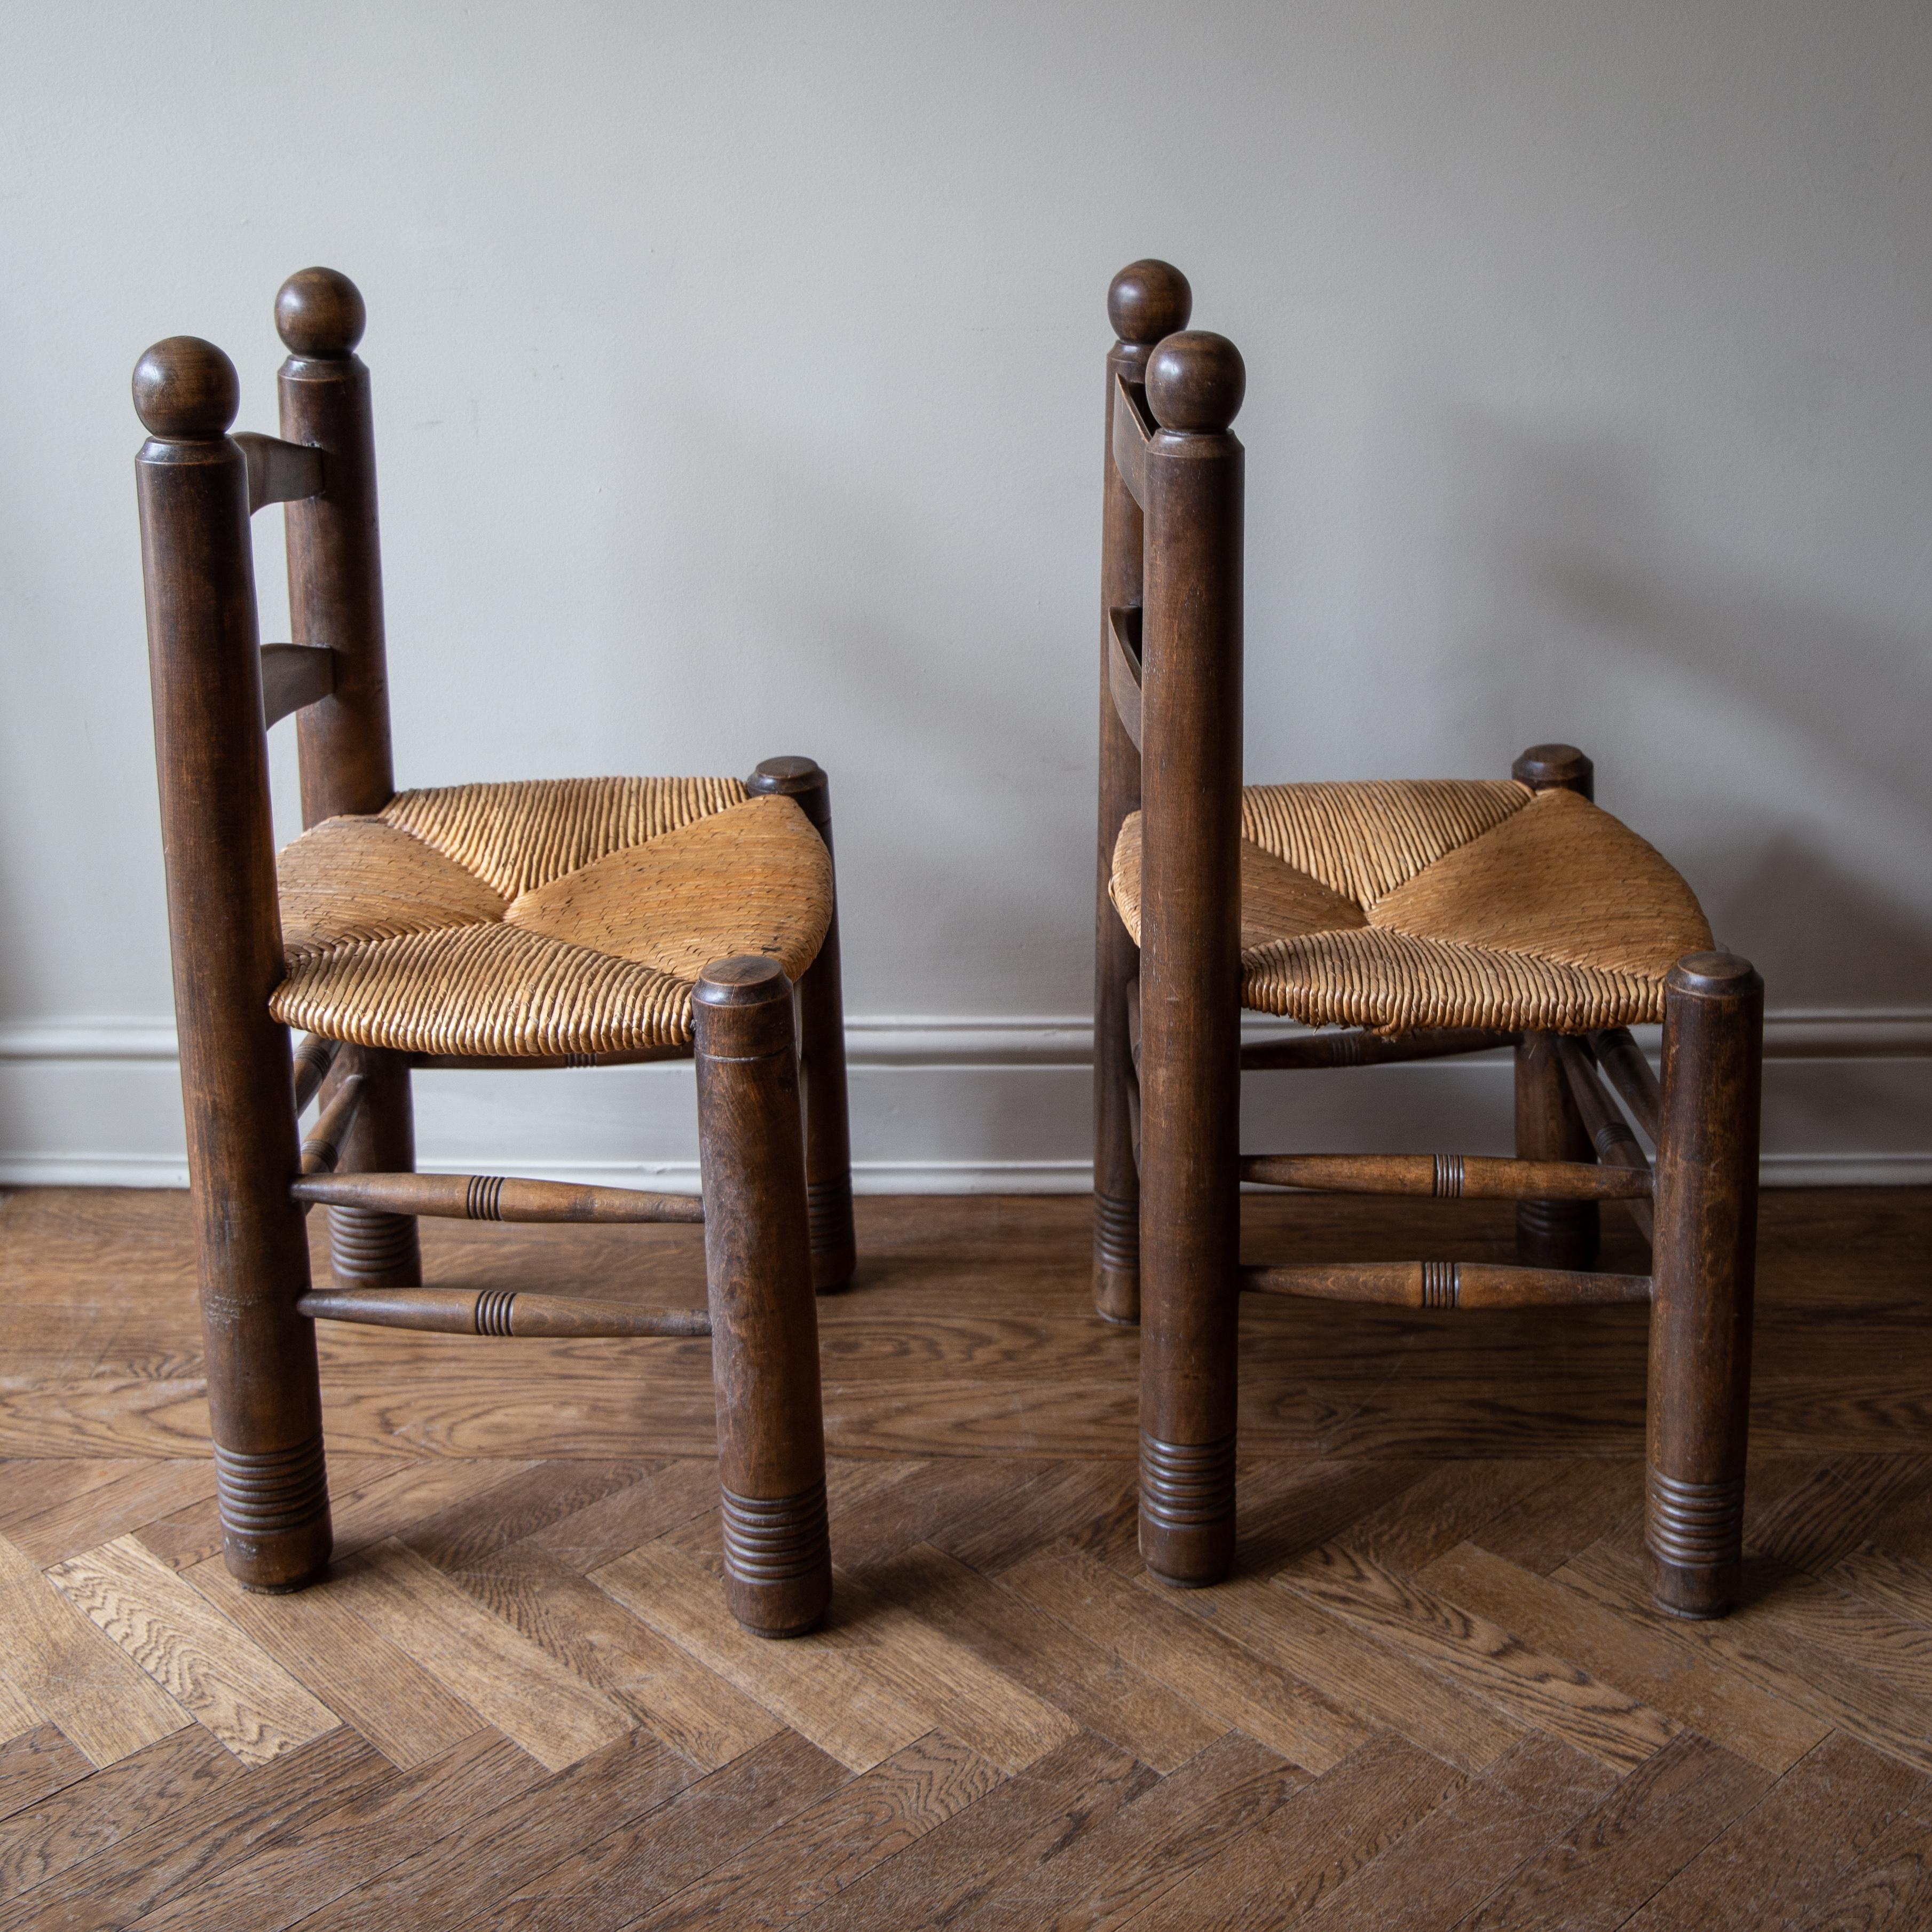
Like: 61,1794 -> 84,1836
4,1186 -> 1931,1929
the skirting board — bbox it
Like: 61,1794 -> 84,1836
2,1011 -> 1929,1192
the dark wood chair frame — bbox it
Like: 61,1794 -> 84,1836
132,269 -> 855,1637
1092,261 -> 1764,1620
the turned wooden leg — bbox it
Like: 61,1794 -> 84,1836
134,338 -> 332,1591
747,758 -> 856,1294
1647,952 -> 1762,1618
693,956 -> 831,1637
1137,329 -> 1244,1588
321,1046 -> 421,1288
1515,1032 -> 1602,1269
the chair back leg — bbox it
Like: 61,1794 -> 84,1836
277,269 -> 421,1287
1647,952 -> 1763,1618
693,957 -> 832,1636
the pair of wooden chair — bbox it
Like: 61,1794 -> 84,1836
134,259 -> 1760,1640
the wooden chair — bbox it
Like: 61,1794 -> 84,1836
1093,261 -> 1763,1619
132,268 -> 854,1637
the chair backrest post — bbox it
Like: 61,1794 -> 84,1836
1137,326 -> 1246,1564
134,337 -> 325,1566
1093,259 -> 1192,1319
275,267 -> 396,826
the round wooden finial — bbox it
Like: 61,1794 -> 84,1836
275,267 -> 366,357
694,955 -> 793,1009
1107,259 -> 1192,347
131,336 -> 240,440
1145,330 -> 1245,432
1512,744 -> 1595,797
1669,952 -> 1761,998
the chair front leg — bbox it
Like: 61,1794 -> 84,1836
1646,952 -> 1763,1618
693,957 -> 832,1637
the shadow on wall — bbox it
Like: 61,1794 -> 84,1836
1460,422 -> 1932,1011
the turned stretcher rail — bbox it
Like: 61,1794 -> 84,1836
299,1073 -> 364,1178
1240,1027 -> 1517,1071
291,1170 -> 705,1224
1556,1036 -> 1656,1243
1588,1026 -> 1662,1144
1240,1150 -> 1650,1201
1241,1260 -> 1653,1308
291,1032 -> 341,1115
296,1286 -> 712,1337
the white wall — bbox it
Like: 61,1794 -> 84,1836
3,0 -> 1929,1188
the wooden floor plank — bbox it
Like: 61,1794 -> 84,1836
1622,1731 -> 1931,1931
1122,1731 -> 1464,1931
273,1728 -> 692,1932
494,1730 -> 847,1932
593,1541 -> 930,1773
0,1725 -> 91,1830
941,1730 -> 1305,1932
5,1463 -> 216,1567
518,1457 -> 721,1572
0,1681 -> 39,1750
0,1726 -> 236,1906
426,1539 -> 780,1770
822,1565 -> 1081,1773
858,1543 -> 1223,1774
183,1551 -> 483,1771
0,1531 -> 190,1767
0,1727 -> 391,1932
1275,1544 -> 1678,1771
1005,1545 -> 1368,1773
46,1535 -> 339,1767
1281,1733 -> 1617,1931
124,1729 -> 543,1932
1558,1532 -> 1932,1776
1147,1567 -> 1526,1775
621,1731 -> 1002,1931
791,1729 -> 1151,1931
1418,1541 -> 1829,1773
1467,1459 -> 1642,1577
1445,1730 -> 1770,1930
322,1540 -> 632,1772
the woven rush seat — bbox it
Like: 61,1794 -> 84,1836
271,777 -> 834,1056
1110,777 -> 1712,1034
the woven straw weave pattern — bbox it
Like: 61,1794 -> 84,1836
269,780 -> 831,1056
1113,779 -> 1712,1034
383,776 -> 748,897
1241,779 -> 1528,905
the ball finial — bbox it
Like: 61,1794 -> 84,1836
131,337 -> 240,440
1145,331 -> 1245,433
1107,259 -> 1192,347
275,267 -> 366,357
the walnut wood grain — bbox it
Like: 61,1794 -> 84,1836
1240,1261 -> 1653,1308
1240,1153 -> 1651,1201
290,1172 -> 704,1225
297,1287 -> 711,1339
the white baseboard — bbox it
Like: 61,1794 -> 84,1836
2,1011 -> 1928,1193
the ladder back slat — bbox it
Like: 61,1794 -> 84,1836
234,432 -> 325,513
